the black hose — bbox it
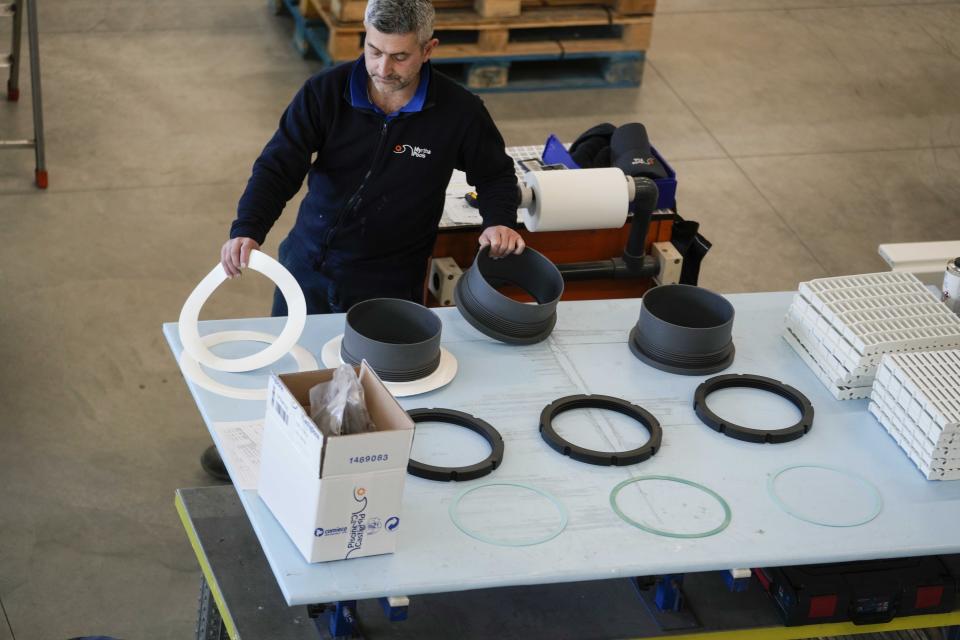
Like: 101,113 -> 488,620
624,176 -> 659,272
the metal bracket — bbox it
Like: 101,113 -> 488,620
652,241 -> 683,285
632,574 -> 701,631
379,595 -> 410,622
309,600 -> 359,639
654,573 -> 684,611
331,601 -> 358,638
722,568 -> 752,592
428,257 -> 462,307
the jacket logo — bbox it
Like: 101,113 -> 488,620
394,144 -> 432,159
632,157 -> 655,166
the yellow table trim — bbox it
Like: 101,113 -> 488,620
176,490 -> 240,640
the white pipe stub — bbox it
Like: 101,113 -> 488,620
178,250 -> 307,373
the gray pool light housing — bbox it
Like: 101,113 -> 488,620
629,284 -> 735,375
340,298 -> 443,382
454,246 -> 564,345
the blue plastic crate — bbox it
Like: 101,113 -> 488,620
650,145 -> 677,211
540,134 -> 677,211
541,134 -> 574,167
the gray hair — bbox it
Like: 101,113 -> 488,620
364,0 -> 435,45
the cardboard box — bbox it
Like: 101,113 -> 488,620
258,363 -> 415,563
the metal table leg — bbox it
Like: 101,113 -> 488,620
25,0 -> 45,188
197,575 -> 230,640
1,0 -> 47,188
6,0 -> 22,101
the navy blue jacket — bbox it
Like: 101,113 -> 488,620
231,59 -> 518,290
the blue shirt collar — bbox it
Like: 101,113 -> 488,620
348,56 -> 430,117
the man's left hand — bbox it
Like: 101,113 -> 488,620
479,225 -> 525,258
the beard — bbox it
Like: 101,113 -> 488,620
371,74 -> 413,92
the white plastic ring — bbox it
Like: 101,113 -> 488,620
178,250 -> 307,373
321,334 -> 458,397
179,330 -> 318,401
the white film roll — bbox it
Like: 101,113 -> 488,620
178,250 -> 307,373
522,167 -> 629,232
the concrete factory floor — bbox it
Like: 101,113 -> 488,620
0,0 -> 958,638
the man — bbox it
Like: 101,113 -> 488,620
220,0 -> 524,314
203,0 -> 524,480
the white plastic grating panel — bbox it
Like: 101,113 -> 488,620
869,400 -> 929,466
786,273 -> 960,399
871,386 -> 959,457
787,298 -> 867,373
868,402 -> 958,479
832,303 -> 948,324
880,351 -> 960,429
781,329 -> 872,400
878,363 -> 952,431
802,299 -> 960,356
803,283 -> 935,311
790,291 -> 960,362
872,380 -> 956,446
802,272 -> 924,292
854,318 -> 960,354
868,349 -> 960,481
835,308 -> 959,351
869,399 -> 960,480
785,319 -> 873,386
827,293 -> 937,315
786,307 -> 872,379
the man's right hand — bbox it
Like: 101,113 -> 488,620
221,237 -> 261,278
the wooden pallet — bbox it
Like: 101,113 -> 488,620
450,51 -> 645,90
305,2 -> 653,62
305,0 -> 655,21
278,0 -> 648,91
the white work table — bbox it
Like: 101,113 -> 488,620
163,292 -> 960,606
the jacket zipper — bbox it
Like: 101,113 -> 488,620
316,118 -> 391,266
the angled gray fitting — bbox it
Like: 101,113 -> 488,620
629,284 -> 735,375
454,246 -> 564,345
341,298 -> 442,382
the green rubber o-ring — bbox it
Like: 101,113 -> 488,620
609,475 -> 732,538
449,482 -> 569,547
767,464 -> 882,528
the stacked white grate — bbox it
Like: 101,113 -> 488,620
783,272 -> 960,400
870,350 -> 960,480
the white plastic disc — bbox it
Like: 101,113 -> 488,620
321,335 -> 458,397
179,330 -> 318,401
178,250 -> 307,373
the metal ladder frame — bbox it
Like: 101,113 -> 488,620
2,0 -> 47,189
